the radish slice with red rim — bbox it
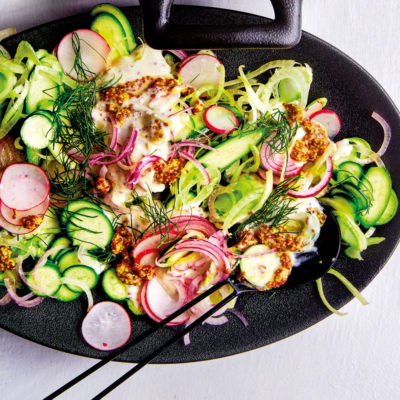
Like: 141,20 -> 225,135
0,212 -> 38,235
309,110 -> 341,139
1,197 -> 50,226
81,301 -> 131,351
203,105 -> 239,134
142,278 -> 189,326
57,29 -> 110,81
179,54 -> 222,90
0,163 -> 50,211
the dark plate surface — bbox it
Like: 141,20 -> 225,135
1,6 -> 399,363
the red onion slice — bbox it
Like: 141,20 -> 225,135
179,151 -> 210,185
126,155 -> 161,188
0,292 -> 11,306
372,111 -> 391,157
288,157 -> 333,198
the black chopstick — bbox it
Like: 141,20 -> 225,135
92,290 -> 238,400
44,279 -> 229,400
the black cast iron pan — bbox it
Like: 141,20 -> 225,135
0,5 -> 399,363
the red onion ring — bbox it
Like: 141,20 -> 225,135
89,128 -> 137,167
372,111 -> 391,157
288,157 -> 333,198
260,142 -> 305,177
179,151 -> 210,185
0,292 -> 11,306
126,155 -> 161,188
4,278 -> 44,308
167,50 -> 188,60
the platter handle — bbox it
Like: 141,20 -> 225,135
139,0 -> 303,49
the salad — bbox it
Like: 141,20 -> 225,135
0,4 -> 396,350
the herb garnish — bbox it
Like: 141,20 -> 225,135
237,176 -> 300,232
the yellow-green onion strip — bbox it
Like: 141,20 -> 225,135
252,169 -> 273,212
203,64 -> 226,107
328,268 -> 369,306
0,28 -> 16,42
316,278 -> 348,316
244,144 -> 261,173
13,137 -> 23,150
238,65 -> 269,116
225,60 -> 297,87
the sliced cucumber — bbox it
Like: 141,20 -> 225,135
198,129 -> 264,170
127,286 -> 145,315
49,237 -> 72,260
240,244 -> 283,288
279,78 -> 301,103
48,142 -> 77,168
90,3 -> 136,52
61,200 -> 103,225
21,113 -> 55,149
26,263 -> 62,297
67,207 -> 113,249
91,13 -> 129,62
102,268 -> 128,301
376,189 -> 398,225
25,66 -> 59,114
58,249 -> 83,273
63,266 -> 98,293
25,146 -> 42,165
55,284 -> 81,302
359,167 -> 392,228
336,161 -> 363,186
342,183 -> 370,211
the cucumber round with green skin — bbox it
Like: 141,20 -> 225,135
197,129 -> 264,170
91,13 -> 129,61
90,3 -> 136,53
26,263 -> 62,297
61,200 -> 103,225
55,284 -> 81,302
21,113 -> 55,149
336,161 -> 363,186
49,237 -> 72,261
57,249 -> 83,273
102,268 -> 128,301
25,66 -> 59,114
67,207 -> 113,249
25,146 -> 42,165
63,266 -> 98,293
240,244 -> 283,288
359,167 -> 392,228
376,189 -> 398,225
342,183 -> 370,211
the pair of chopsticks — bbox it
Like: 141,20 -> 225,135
44,279 -> 234,399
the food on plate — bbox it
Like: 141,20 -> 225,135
0,4 -> 396,348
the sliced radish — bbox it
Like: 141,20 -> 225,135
179,54 -> 222,90
142,278 -> 189,326
203,105 -> 239,134
288,157 -> 333,198
81,301 -> 131,351
0,163 -> 50,211
0,212 -> 38,235
1,197 -> 50,226
309,110 -> 341,139
303,98 -> 327,119
57,29 -> 110,81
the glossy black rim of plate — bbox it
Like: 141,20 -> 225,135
1,6 -> 399,364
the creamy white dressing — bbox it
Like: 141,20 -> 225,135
92,45 -> 189,204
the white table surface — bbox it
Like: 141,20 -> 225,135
1,1 -> 399,399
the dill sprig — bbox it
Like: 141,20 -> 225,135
239,109 -> 297,156
237,176 -> 300,232
131,191 -> 189,246
46,33 -> 117,202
